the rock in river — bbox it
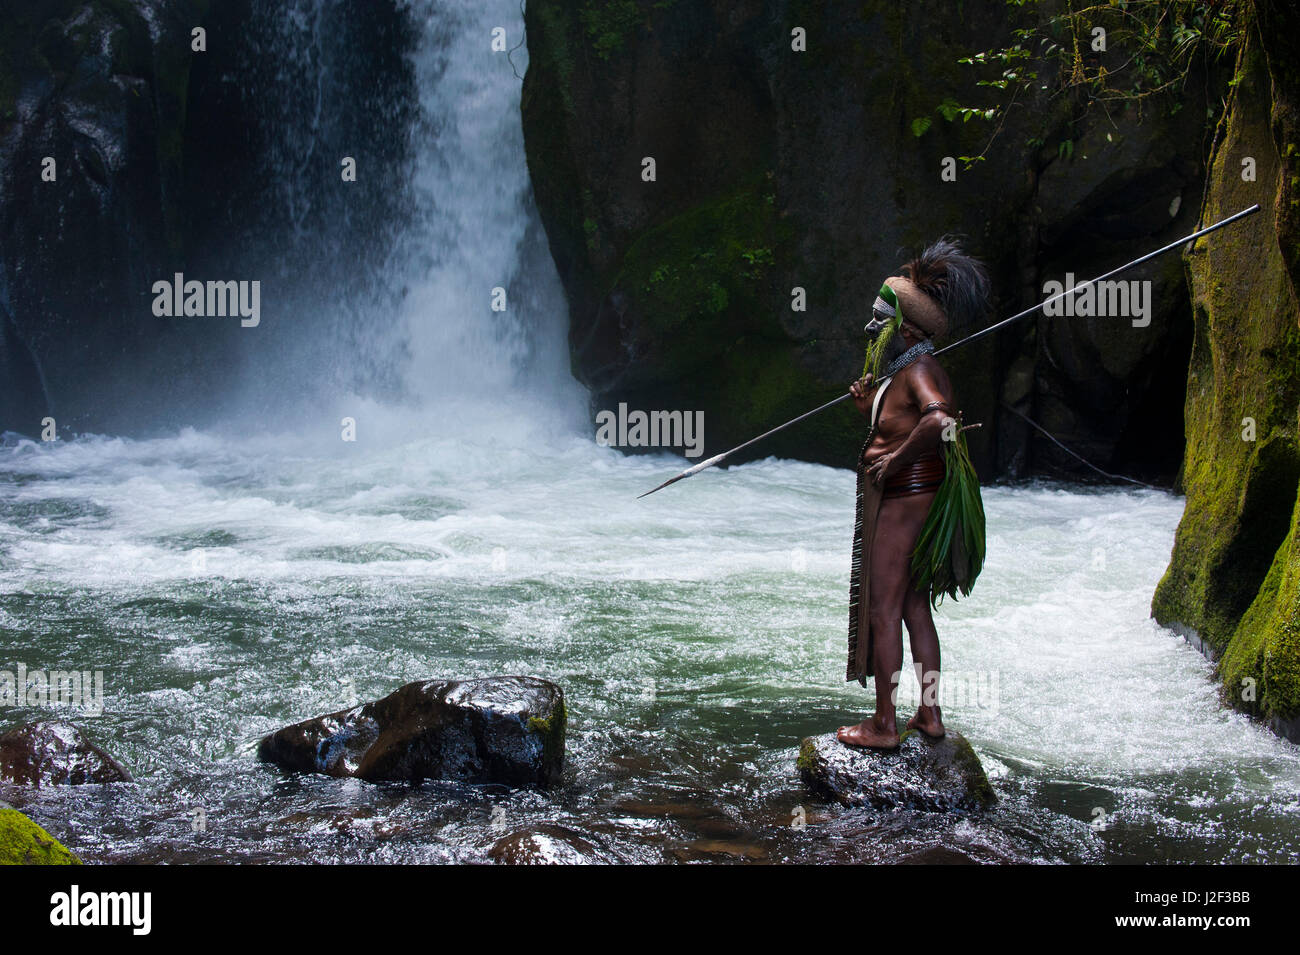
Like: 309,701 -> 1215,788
0,721 -> 133,786
259,676 -> 566,788
489,825 -> 608,865
798,730 -> 995,812
0,807 -> 81,865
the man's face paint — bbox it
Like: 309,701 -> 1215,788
864,307 -> 893,336
861,282 -> 910,379
864,283 -> 900,337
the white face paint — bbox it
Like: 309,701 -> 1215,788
864,303 -> 895,335
865,289 -> 898,335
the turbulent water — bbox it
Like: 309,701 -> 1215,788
2,431 -> 1299,864
2,0 -> 1298,864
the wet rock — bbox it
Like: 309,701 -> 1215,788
259,676 -> 566,788
0,1 -> 417,436
0,0 -> 214,435
0,721 -> 132,786
0,807 -> 81,865
675,839 -> 770,862
489,824 -> 606,865
798,730 -> 995,813
522,0 -> 1210,481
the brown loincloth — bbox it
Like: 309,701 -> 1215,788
846,451 -> 945,685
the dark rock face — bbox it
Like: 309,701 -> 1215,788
0,302 -> 47,432
0,721 -> 133,786
0,0 -> 215,436
798,730 -> 995,812
0,0 -> 416,436
259,676 -> 567,788
522,0 -> 1214,480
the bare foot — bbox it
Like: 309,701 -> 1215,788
906,706 -> 945,739
836,715 -> 900,750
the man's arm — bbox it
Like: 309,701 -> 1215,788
848,374 -> 875,417
865,361 -> 951,483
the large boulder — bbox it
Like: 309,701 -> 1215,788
521,0 -> 1215,481
0,807 -> 81,865
0,721 -> 132,786
798,730 -> 995,812
258,676 -> 566,788
1152,4 -> 1300,742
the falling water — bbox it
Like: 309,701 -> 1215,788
210,0 -> 584,436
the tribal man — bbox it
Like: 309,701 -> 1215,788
838,239 -> 990,750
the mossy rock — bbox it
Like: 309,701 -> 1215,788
1152,17 -> 1300,737
1218,488 -> 1300,730
798,730 -> 996,813
0,808 -> 81,865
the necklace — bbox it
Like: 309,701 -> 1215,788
883,339 -> 934,378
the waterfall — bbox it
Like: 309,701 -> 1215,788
216,0 -> 584,437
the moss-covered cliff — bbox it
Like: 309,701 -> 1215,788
522,0 -> 1218,477
1153,1 -> 1300,741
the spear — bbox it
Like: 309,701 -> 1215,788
637,203 -> 1261,499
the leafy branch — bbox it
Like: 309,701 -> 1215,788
915,0 -> 1247,167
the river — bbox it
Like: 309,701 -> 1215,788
2,429 -> 1298,863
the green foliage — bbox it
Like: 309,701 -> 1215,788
579,0 -> 642,61
611,175 -> 780,381
911,425 -> 986,609
861,318 -> 899,381
910,116 -> 932,137
941,1 -> 1247,163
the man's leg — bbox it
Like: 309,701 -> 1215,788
903,574 -> 945,738
837,494 -> 922,748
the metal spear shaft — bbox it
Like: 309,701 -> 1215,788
636,203 -> 1261,499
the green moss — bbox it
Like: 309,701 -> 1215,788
532,1 -> 577,114
795,739 -> 817,773
579,0 -> 641,61
527,699 -> 568,773
609,175 -> 783,378
946,734 -> 996,808
0,809 -> 81,866
1153,28 -> 1300,735
1220,491 -> 1300,720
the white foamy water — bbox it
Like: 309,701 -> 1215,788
2,429 -> 1298,864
